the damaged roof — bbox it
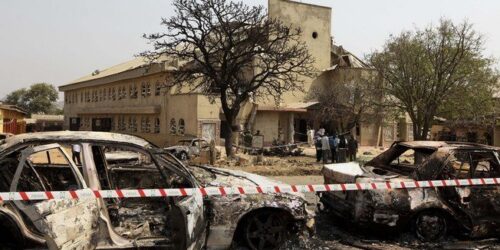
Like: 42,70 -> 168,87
0,131 -> 151,151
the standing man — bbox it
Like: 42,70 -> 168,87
348,136 -> 359,161
321,133 -> 331,164
314,129 -> 324,162
329,134 -> 338,163
72,144 -> 82,165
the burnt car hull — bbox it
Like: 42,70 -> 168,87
320,142 -> 500,241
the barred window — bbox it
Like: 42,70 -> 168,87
170,118 -> 176,134
141,83 -> 147,97
129,116 -> 138,132
178,119 -> 185,135
155,81 -> 161,96
145,117 -> 151,133
130,84 -> 138,99
154,117 -> 160,133
146,82 -> 151,96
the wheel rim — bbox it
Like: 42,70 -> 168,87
415,213 -> 447,241
245,212 -> 287,250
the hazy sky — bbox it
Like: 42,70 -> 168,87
1,0 -> 499,99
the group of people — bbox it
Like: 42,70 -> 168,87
314,128 -> 358,164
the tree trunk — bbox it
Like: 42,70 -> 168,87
224,121 -> 234,158
224,130 -> 233,158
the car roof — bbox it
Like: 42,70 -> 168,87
0,131 -> 151,152
397,141 -> 499,150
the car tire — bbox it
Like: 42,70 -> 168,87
242,210 -> 291,250
179,151 -> 188,161
412,210 -> 448,242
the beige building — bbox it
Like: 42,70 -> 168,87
60,0 -> 407,147
59,57 -> 221,147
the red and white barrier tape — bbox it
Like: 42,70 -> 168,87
1,177 -> 499,201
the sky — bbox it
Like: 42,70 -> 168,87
0,0 -> 499,99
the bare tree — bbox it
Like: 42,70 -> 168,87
308,72 -> 382,134
369,19 -> 498,140
142,0 -> 314,156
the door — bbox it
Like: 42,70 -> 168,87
10,143 -> 100,250
155,152 -> 208,249
201,123 -> 216,143
445,150 -> 500,237
96,144 -> 207,248
92,118 -> 112,131
69,117 -> 81,131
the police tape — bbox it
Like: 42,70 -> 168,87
0,177 -> 499,201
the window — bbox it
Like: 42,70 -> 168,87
155,81 -> 161,96
470,151 -> 500,178
178,119 -> 185,135
129,116 -> 137,132
129,84 -> 138,99
154,117 -> 160,133
447,151 -> 471,179
23,146 -> 81,192
312,31 -> 318,39
141,117 -> 151,133
170,118 -> 177,134
141,83 -> 146,97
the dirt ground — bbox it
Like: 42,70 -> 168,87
212,145 -> 386,176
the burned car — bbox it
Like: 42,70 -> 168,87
320,141 -> 500,241
0,131 -> 313,250
165,138 -> 210,160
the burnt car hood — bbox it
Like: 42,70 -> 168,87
165,145 -> 189,151
322,162 -> 414,184
189,165 -> 306,199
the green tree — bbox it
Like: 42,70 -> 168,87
4,83 -> 59,115
369,19 -> 498,140
143,0 -> 315,156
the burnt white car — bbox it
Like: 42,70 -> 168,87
0,131 -> 313,250
320,141 -> 500,242
165,138 -> 210,160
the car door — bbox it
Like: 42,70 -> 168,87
10,143 -> 100,250
446,150 -> 500,237
466,150 -> 500,236
155,151 -> 208,250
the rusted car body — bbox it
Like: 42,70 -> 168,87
320,141 -> 500,241
0,131 -> 313,249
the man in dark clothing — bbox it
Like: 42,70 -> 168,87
329,134 -> 338,163
348,136 -> 359,161
314,133 -> 322,162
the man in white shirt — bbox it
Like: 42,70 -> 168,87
321,134 -> 331,164
72,144 -> 82,165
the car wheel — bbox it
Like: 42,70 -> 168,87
179,151 -> 188,161
244,210 -> 290,250
413,210 -> 448,242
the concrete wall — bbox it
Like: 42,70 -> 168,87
267,0 -> 332,105
253,112 -> 281,145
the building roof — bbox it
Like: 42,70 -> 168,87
0,103 -> 28,115
69,57 -> 151,85
59,55 -> 179,91
329,44 -> 372,70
